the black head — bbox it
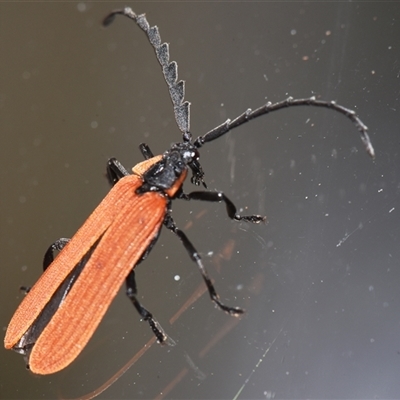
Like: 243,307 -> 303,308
141,142 -> 206,192
170,142 -> 206,188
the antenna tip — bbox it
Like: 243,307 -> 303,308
367,143 -> 376,159
102,11 -> 117,27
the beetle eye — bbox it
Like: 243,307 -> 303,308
182,150 -> 195,163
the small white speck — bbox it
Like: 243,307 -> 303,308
290,29 -> 297,35
389,207 -> 395,213
77,3 -> 86,12
174,275 -> 180,282
90,121 -> 98,129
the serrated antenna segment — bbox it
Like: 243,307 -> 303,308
135,13 -> 191,135
174,102 -> 190,134
104,9 -> 191,136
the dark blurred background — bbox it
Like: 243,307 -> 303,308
1,2 -> 399,399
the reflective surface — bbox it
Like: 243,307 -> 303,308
1,2 -> 399,399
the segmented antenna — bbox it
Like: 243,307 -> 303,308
104,9 -> 375,160
103,8 -> 191,141
194,96 -> 375,158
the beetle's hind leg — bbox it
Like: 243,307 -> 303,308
43,238 -> 71,271
124,224 -> 174,344
20,238 -> 71,294
125,270 -> 174,345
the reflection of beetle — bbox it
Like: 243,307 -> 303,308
4,7 -> 375,375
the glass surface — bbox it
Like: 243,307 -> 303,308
1,2 -> 398,399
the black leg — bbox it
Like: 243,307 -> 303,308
43,238 -> 70,271
107,158 -> 130,186
107,145 -> 155,187
125,270 -> 174,345
139,143 -> 154,160
21,238 -> 71,295
164,214 -> 244,316
179,190 -> 266,223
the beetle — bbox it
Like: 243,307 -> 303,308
4,7 -> 375,375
